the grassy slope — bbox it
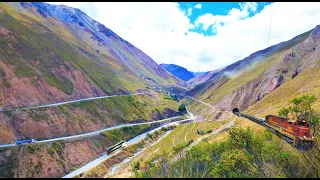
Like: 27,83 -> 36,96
197,58 -> 320,177
117,118 -> 230,175
201,55 -> 279,104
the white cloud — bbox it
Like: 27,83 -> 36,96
194,4 -> 202,9
187,7 -> 192,16
195,2 -> 258,31
239,2 -> 258,12
47,2 -> 320,72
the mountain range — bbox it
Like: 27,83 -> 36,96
1,1 -> 320,178
159,63 -> 223,88
0,2 -> 183,109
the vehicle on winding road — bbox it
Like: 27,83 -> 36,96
16,139 -> 37,145
106,140 -> 127,155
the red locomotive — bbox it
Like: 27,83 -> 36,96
233,108 -> 314,151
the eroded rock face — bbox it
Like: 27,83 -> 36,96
65,140 -> 104,167
0,59 -> 105,109
0,114 -> 16,144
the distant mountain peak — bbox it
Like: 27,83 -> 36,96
311,25 -> 320,39
160,63 -> 195,81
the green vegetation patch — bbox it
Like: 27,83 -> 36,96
24,144 -> 42,154
29,111 -> 49,121
51,141 -> 64,160
197,129 -> 212,135
101,124 -> 152,142
136,127 -> 318,178
47,147 -> 55,157
15,62 -> 36,78
163,93 -> 178,101
0,157 -> 15,178
178,104 -> 186,112
173,140 -> 193,153
43,72 -> 73,95
3,110 -> 13,117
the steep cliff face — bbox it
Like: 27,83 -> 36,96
0,2 -> 182,108
189,25 -> 320,112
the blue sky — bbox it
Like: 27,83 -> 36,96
178,2 -> 272,36
48,2 -> 320,72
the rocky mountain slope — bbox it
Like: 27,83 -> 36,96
0,91 -> 180,144
188,25 -> 320,112
0,2 -> 183,109
0,90 -> 182,178
128,25 -> 320,178
0,123 -> 160,178
160,63 -> 195,81
0,3 -> 185,177
181,25 -> 320,177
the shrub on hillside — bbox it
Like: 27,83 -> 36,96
178,104 -> 186,112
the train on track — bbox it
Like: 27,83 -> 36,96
232,108 -> 314,151
106,140 -> 127,155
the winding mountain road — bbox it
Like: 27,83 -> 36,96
184,121 -> 196,142
187,95 -> 216,110
0,115 -> 182,149
171,117 -> 236,163
0,91 -> 226,178
0,93 -> 145,112
0,92 -> 188,149
61,96 -> 234,178
63,114 -> 196,178
171,96 -> 236,163
173,110 -> 195,147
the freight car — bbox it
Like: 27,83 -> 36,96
232,108 -> 314,151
